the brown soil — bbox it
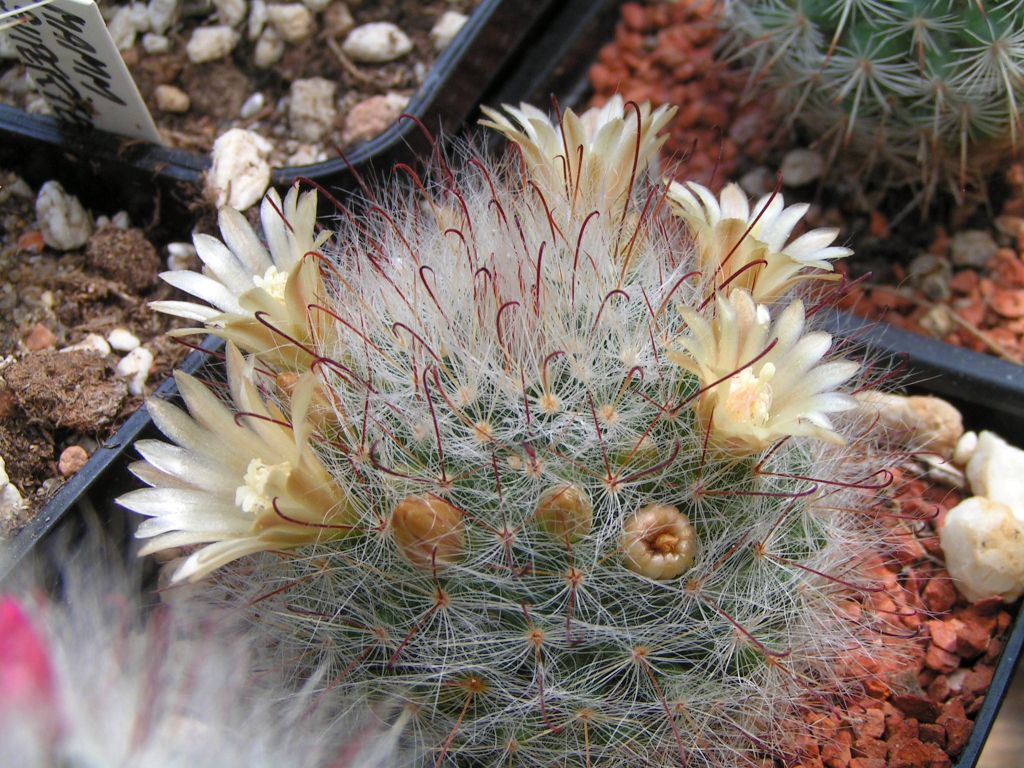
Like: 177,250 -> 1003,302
0,0 -> 479,167
0,170 -> 191,534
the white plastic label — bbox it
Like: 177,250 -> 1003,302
0,0 -> 161,143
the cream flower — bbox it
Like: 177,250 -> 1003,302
668,289 -> 859,454
151,185 -> 332,370
118,343 -> 355,582
666,181 -> 852,303
480,96 -> 676,221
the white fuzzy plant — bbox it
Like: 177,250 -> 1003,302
0,539 -> 408,768
118,97 -> 904,766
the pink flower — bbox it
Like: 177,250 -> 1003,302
0,596 -> 55,715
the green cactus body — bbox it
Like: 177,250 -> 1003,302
724,0 -> 1024,196
124,101 -> 903,766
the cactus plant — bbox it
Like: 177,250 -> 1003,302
722,0 -> 1024,199
118,98 -> 906,766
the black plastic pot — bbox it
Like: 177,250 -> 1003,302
0,0 -> 560,219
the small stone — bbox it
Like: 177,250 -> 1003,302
60,334 -> 111,356
286,144 -> 326,166
23,323 -> 56,352
0,455 -> 27,536
247,0 -> 267,40
323,2 -> 354,37
58,445 -> 89,477
953,431 -> 978,467
267,3 -> 315,43
430,10 -> 467,50
111,211 -> 131,229
950,229 -> 998,268
167,242 -> 198,271
965,430 -> 1024,518
342,22 -> 413,64
908,253 -> 951,302
341,92 -> 408,145
35,181 -> 92,251
116,347 -> 155,396
940,496 -> 1024,602
779,148 -> 824,187
921,574 -> 957,613
109,6 -> 139,50
924,641 -> 960,674
738,166 -> 774,197
919,304 -> 955,338
128,1 -> 152,32
148,0 -> 180,35
107,328 -> 141,352
890,693 -> 941,723
213,0 -> 247,27
142,32 -> 172,54
186,25 -> 240,63
239,92 -> 265,119
855,391 -> 963,458
288,78 -> 337,143
206,128 -> 273,211
254,27 -> 285,68
15,230 -> 45,253
154,84 -> 190,113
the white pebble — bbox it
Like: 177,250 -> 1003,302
36,181 -> 92,251
254,27 -> 285,68
239,92 -> 266,119
108,6 -> 139,50
966,431 -> 1024,522
142,33 -> 172,54
155,84 -> 191,113
147,0 -> 179,35
940,496 -> 1024,602
167,242 -> 197,270
342,22 -> 413,63
61,333 -> 111,355
0,455 -> 26,532
186,25 -> 240,63
107,328 -> 141,352
430,10 -> 467,50
267,3 -> 315,44
288,78 -> 337,142
954,431 -> 979,467
128,1 -> 152,32
205,128 -> 273,211
111,211 -> 131,229
247,0 -> 268,41
780,148 -> 824,187
116,347 -> 155,396
213,0 -> 247,27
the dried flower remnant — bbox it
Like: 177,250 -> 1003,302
118,343 -> 354,583
669,289 -> 859,454
151,186 -> 332,370
621,504 -> 696,579
666,181 -> 852,303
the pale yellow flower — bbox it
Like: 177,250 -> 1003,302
666,181 -> 852,303
668,289 -> 858,454
151,186 -> 332,371
118,343 -> 355,582
480,96 -> 676,222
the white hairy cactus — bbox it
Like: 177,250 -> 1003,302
119,98 -> 906,766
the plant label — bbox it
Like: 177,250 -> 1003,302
0,0 -> 161,143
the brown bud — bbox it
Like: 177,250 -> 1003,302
392,494 -> 465,569
621,504 -> 696,579
534,484 -> 593,541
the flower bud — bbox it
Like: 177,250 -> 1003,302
534,484 -> 593,541
621,504 -> 696,579
392,495 -> 465,569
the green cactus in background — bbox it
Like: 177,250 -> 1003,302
118,98 -> 908,766
722,0 -> 1024,200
